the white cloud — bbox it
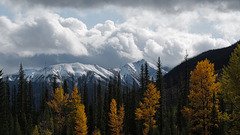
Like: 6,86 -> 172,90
0,7 -> 239,73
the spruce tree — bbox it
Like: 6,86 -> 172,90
129,80 -> 137,135
0,70 -> 10,135
140,64 -> 145,98
63,79 -> 69,94
156,57 -> 164,134
12,85 -> 17,116
5,77 -> 12,134
144,62 -> 150,87
176,52 -> 189,135
97,80 -> 104,134
17,64 -> 28,134
13,116 -> 22,135
83,79 -> 89,117
116,72 -> 122,107
52,74 -> 57,93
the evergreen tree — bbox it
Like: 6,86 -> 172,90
104,87 -> 110,135
18,63 -> 25,114
63,79 -> 69,94
97,80 -> 104,134
144,62 -> 150,87
176,52 -> 190,135
12,85 -> 17,116
17,64 -> 28,134
52,74 -> 57,93
38,87 -> 53,135
140,64 -> 145,98
129,81 -> 137,135
13,116 -> 22,135
83,79 -> 89,117
116,73 -> 122,107
221,44 -> 240,134
93,80 -> 97,129
156,57 -> 163,134
0,70 -> 10,135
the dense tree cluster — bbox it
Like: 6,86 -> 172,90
1,44 -> 240,135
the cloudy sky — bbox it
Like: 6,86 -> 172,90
0,0 -> 240,74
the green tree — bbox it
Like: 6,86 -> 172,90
116,73 -> 122,107
176,52 -> 190,135
63,79 -> 69,94
97,80 -> 104,134
140,64 -> 145,98
17,64 -> 28,134
144,62 -> 150,88
156,57 -> 164,134
221,44 -> 240,134
83,79 -> 89,117
0,70 -> 10,135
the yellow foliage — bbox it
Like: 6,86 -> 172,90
47,85 -> 69,134
182,59 -> 221,135
68,86 -> 82,122
75,104 -> 88,135
32,125 -> 40,135
92,127 -> 101,135
135,83 -> 160,135
108,98 -> 125,135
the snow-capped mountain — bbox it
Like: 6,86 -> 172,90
119,59 -> 167,86
5,59 -> 167,95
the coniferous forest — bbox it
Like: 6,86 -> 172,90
1,44 -> 240,135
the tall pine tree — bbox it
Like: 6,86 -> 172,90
97,80 -> 105,134
156,57 -> 164,134
0,70 -> 10,135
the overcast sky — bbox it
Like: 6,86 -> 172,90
0,0 -> 240,74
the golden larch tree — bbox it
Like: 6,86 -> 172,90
47,85 -> 69,134
108,98 -> 125,135
182,59 -> 221,135
135,83 -> 160,135
68,86 -> 88,135
75,104 -> 88,135
221,44 -> 240,134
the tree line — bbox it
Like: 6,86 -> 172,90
1,45 -> 240,135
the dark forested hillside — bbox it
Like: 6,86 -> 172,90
164,40 -> 240,105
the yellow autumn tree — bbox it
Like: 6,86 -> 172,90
75,104 -> 88,135
32,125 -> 40,135
108,98 -> 125,135
221,44 -> 240,134
47,85 -> 69,134
182,59 -> 221,135
135,83 -> 160,135
68,86 -> 88,135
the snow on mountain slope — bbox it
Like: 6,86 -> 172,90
8,63 -> 114,84
6,59 -> 167,88
119,59 -> 167,86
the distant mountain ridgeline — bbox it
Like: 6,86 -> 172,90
164,40 -> 240,105
4,59 -> 167,106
